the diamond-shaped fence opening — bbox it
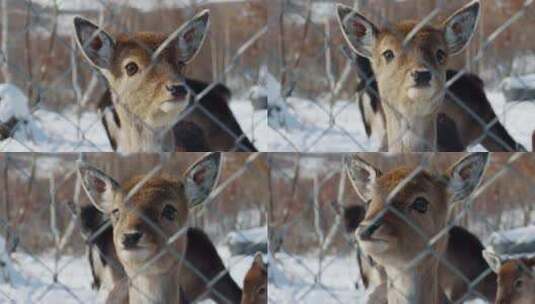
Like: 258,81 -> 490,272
0,0 -> 268,153
268,153 -> 535,304
267,0 -> 535,153
0,152 -> 268,303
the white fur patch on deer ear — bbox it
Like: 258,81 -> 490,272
78,161 -> 120,213
336,4 -> 378,58
344,155 -> 382,202
443,0 -> 480,55
447,152 -> 488,202
183,152 -> 221,208
172,9 -> 210,64
482,249 -> 502,273
73,17 -> 116,69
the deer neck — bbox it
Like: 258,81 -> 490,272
384,260 -> 441,304
128,267 -> 181,304
383,106 -> 438,152
111,97 -> 175,153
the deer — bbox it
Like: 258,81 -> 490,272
352,52 -> 526,151
345,153 -> 489,304
484,252 -> 535,304
337,1 -> 492,152
334,203 -> 497,302
78,152 -> 243,303
241,252 -> 267,304
68,202 -> 242,303
73,10 -> 257,152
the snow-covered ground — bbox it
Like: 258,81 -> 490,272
267,90 -> 535,152
269,252 -> 489,304
0,243 -> 258,303
0,100 -> 266,152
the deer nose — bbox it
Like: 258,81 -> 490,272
122,231 -> 143,249
411,70 -> 432,86
166,84 -> 189,99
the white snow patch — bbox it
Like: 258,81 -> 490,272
501,73 -> 535,90
0,84 -> 30,122
0,244 -> 258,304
227,227 -> 267,244
0,98 -> 262,152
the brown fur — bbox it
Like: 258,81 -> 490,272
348,154 -> 488,304
78,16 -> 256,152
339,2 -> 483,152
496,258 -> 535,304
79,154 -> 242,304
241,255 -> 267,304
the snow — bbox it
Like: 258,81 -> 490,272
267,97 -> 373,152
267,90 -> 535,152
227,227 -> 267,244
0,99 -> 264,152
485,225 -> 535,257
0,241 -> 259,304
270,252 -> 491,303
0,107 -> 111,152
501,74 -> 535,90
0,84 -> 30,122
269,253 -> 365,304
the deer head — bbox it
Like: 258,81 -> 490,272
241,252 -> 267,304
78,153 -> 221,303
337,1 -> 480,151
485,252 -> 535,304
345,153 -> 488,303
74,10 -> 210,130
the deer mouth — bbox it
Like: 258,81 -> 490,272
160,98 -> 190,114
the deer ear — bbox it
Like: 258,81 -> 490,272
482,250 -> 502,273
171,10 -> 210,64
344,155 -> 382,202
253,252 -> 267,271
183,152 -> 221,208
447,153 -> 488,202
73,17 -> 116,70
443,0 -> 480,55
336,4 -> 378,58
78,162 -> 120,213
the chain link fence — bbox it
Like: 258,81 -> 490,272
0,152 -> 268,303
268,152 -> 535,303
267,0 -> 535,152
0,0 -> 267,152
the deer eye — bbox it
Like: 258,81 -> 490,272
162,205 -> 177,221
514,278 -> 523,290
257,286 -> 266,296
382,50 -> 395,63
410,197 -> 428,214
111,208 -> 120,221
436,49 -> 446,64
125,62 -> 139,76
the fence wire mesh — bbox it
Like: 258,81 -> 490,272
0,0 -> 267,153
267,0 -> 535,152
0,152 -> 268,303
268,152 -> 535,303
